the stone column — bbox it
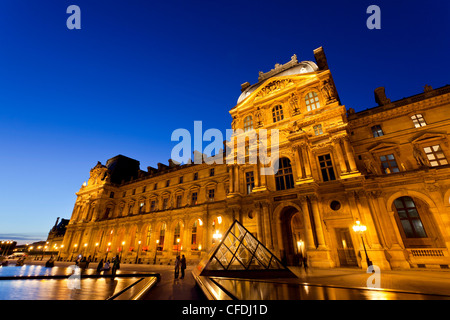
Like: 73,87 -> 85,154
228,165 -> 234,194
294,145 -> 304,180
234,165 -> 240,194
343,136 -> 358,172
301,144 -> 312,178
331,136 -> 348,174
300,197 -> 316,250
260,203 -> 273,249
254,163 -> 261,188
310,196 -> 327,249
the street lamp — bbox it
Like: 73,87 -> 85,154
135,241 -> 141,264
154,240 -> 159,264
120,241 -> 125,261
94,243 -> 99,261
352,220 -> 372,267
83,243 -> 88,258
212,230 -> 222,243
106,242 -> 111,261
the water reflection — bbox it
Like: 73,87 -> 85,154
0,265 -> 139,300
212,278 -> 450,300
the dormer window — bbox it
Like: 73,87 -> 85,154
305,91 -> 320,111
272,105 -> 284,123
411,114 -> 427,128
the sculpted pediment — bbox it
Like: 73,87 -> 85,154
368,142 -> 398,153
412,132 -> 447,145
254,78 -> 294,99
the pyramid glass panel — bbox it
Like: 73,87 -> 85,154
199,220 -> 297,278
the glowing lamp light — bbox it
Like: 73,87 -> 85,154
198,244 -> 202,251
198,219 -> 203,226
212,230 -> 222,240
352,220 -> 367,233
217,216 -> 222,224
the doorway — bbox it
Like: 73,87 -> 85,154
335,228 -> 358,267
280,206 -> 304,266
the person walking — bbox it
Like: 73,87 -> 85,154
174,255 -> 180,279
112,255 -> 120,276
96,259 -> 104,273
180,255 -> 187,279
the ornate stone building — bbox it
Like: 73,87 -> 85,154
61,47 -> 450,270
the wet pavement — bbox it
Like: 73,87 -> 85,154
2,259 -> 450,300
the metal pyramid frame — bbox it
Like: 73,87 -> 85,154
198,220 -> 297,279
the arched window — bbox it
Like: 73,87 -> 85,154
244,115 -> 253,132
157,223 -> 166,251
275,158 -> 294,191
191,219 -> 203,250
394,196 -> 427,238
305,91 -> 320,111
173,222 -> 181,250
145,226 -> 152,247
272,105 -> 284,123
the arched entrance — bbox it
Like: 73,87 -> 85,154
280,206 -> 304,266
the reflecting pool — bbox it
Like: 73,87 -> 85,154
0,265 -> 143,300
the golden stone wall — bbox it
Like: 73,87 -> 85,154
61,49 -> 450,270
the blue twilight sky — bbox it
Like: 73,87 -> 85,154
0,0 -> 449,244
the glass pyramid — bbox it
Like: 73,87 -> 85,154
197,220 -> 297,279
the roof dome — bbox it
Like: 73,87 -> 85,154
237,59 -> 319,104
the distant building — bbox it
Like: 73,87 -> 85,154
60,47 -> 450,270
46,217 -> 69,254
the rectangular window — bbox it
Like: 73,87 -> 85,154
176,195 -> 182,208
166,180 -> 170,187
132,189 -> 136,195
193,172 -> 198,180
191,192 -> 198,205
423,145 -> 448,167
179,176 -> 183,184
246,171 -> 255,194
314,124 -> 323,136
210,168 -> 215,177
380,154 -> 400,174
371,125 -> 384,137
122,192 -> 126,197
208,189 -> 215,201
142,186 -> 146,193
163,198 -> 168,210
411,114 -> 427,128
110,192 -> 115,198
318,154 -> 336,181
154,183 -> 157,190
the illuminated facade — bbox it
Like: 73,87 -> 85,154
61,47 -> 450,270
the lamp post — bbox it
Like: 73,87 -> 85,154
106,242 -> 111,261
212,230 -> 222,244
135,241 -> 141,264
94,243 -> 99,261
352,220 -> 372,267
154,240 -> 159,264
71,244 -> 78,262
83,243 -> 88,258
120,241 -> 125,261
176,238 -> 180,256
